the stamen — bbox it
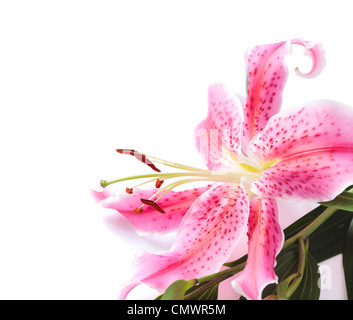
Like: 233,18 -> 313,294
118,148 -> 210,173
101,172 -> 212,188
102,149 -> 263,217
140,198 -> 166,214
155,179 -> 164,188
129,177 -> 163,190
143,155 -> 209,173
100,170 -> 254,188
116,149 -> 161,172
153,178 -> 208,203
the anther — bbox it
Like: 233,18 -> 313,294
116,149 -> 161,172
140,198 -> 166,214
126,187 -> 133,194
116,149 -> 135,156
155,179 -> 164,188
133,207 -> 143,214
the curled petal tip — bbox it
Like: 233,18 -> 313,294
290,39 -> 326,78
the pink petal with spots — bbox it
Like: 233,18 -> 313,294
194,83 -> 244,170
252,149 -> 353,202
232,197 -> 283,300
97,185 -> 211,233
248,100 -> 353,164
241,40 -> 325,147
127,183 -> 249,291
242,41 -> 289,147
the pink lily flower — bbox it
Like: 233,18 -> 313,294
94,39 -> 353,300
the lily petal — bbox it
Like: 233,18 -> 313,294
242,39 -> 325,148
248,100 -> 353,201
291,38 -> 326,78
128,183 -> 249,291
252,149 -> 353,202
95,185 -> 211,233
248,100 -> 353,163
195,83 -> 244,170
91,188 -> 111,203
118,281 -> 140,300
242,41 -> 289,147
232,197 -> 283,300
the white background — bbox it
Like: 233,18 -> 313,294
0,0 -> 352,299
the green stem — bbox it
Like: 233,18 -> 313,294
183,262 -> 246,300
286,236 -> 308,298
283,206 -> 337,250
184,275 -> 229,300
198,262 -> 246,284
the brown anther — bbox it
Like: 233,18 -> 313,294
133,207 -> 143,214
155,179 -> 164,188
116,149 -> 135,156
140,198 -> 165,214
126,187 -> 133,194
116,148 -> 161,172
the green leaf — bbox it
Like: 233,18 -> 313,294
263,241 -> 320,300
277,273 -> 302,300
309,210 -> 353,262
276,237 -> 308,300
281,204 -> 353,263
158,279 -> 196,300
223,254 -> 247,268
263,208 -> 353,299
320,191 -> 353,212
343,217 -> 353,300
262,245 -> 299,298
